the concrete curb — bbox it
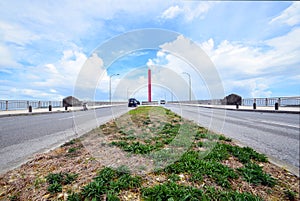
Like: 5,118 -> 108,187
176,104 -> 300,114
0,104 -> 126,118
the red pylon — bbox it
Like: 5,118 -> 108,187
148,69 -> 151,102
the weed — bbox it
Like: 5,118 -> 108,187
46,173 -> 64,184
226,145 -> 268,163
190,172 -> 203,182
142,182 -> 204,201
111,141 -> 155,154
164,150 -> 238,189
9,195 -> 18,201
34,176 -> 46,188
67,192 -> 81,201
238,163 -> 276,187
47,182 -> 62,194
61,139 -> 77,147
218,135 -> 232,142
168,173 -> 181,182
81,167 -> 142,200
67,147 -> 78,153
64,173 -> 78,184
196,141 -> 204,147
284,189 -> 297,201
204,187 -> 263,201
204,143 -> 230,161
46,172 -> 78,194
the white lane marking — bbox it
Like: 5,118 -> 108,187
258,120 -> 299,129
58,113 -> 91,120
58,116 -> 73,120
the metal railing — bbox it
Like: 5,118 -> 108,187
168,96 -> 300,107
0,100 -> 128,111
242,96 -> 300,107
0,100 -> 63,111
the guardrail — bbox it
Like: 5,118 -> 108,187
0,100 -> 63,111
242,97 -> 300,107
168,96 -> 300,107
0,100 -> 128,111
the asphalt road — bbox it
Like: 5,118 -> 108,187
166,104 -> 300,176
0,105 -> 129,174
1,104 -> 299,176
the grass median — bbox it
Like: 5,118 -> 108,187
0,106 -> 299,200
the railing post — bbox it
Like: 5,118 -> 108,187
275,102 -> 279,110
6,100 -> 8,111
265,98 -> 268,106
38,101 -> 41,108
278,98 -> 281,107
29,105 -> 32,113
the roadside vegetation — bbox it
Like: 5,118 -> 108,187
0,106 -> 299,200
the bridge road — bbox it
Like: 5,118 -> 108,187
0,105 -> 129,174
166,104 -> 300,176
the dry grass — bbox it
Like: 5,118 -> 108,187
0,106 -> 299,201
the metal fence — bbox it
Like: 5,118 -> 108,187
169,96 -> 300,107
0,100 -> 127,111
242,96 -> 300,107
0,100 -> 63,111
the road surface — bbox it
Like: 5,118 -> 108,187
166,104 -> 300,176
1,104 -> 299,176
0,105 -> 129,174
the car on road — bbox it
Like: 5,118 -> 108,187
160,100 -> 166,104
128,98 -> 139,107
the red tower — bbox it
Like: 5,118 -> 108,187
148,68 -> 152,102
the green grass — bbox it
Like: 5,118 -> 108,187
78,167 -> 142,200
238,163 -> 277,187
66,106 -> 281,200
141,182 -> 263,201
45,172 -> 78,194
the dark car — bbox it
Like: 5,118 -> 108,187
128,98 -> 139,107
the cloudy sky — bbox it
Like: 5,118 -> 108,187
0,1 -> 299,101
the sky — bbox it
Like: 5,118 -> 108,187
0,1 -> 299,101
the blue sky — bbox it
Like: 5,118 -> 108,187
0,1 -> 299,101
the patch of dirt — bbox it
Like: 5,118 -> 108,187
0,107 -> 299,200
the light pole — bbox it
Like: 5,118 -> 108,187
127,87 -> 130,100
109,73 -> 119,105
182,72 -> 191,101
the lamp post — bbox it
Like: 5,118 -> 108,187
182,72 -> 191,101
127,87 -> 130,100
109,73 -> 119,105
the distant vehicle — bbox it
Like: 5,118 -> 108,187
128,98 -> 139,107
160,100 -> 166,104
82,102 -> 88,111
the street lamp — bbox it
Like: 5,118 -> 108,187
109,73 -> 119,104
182,72 -> 191,101
127,87 -> 130,100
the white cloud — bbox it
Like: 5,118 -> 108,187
199,27 -> 300,97
0,21 -> 40,45
161,5 -> 182,19
160,2 -> 216,22
0,44 -> 19,68
31,47 -> 87,90
270,2 -> 300,26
